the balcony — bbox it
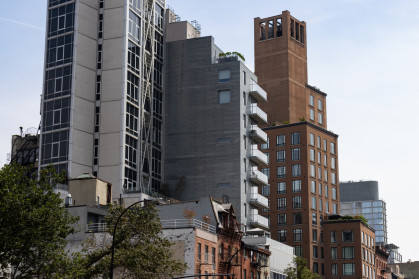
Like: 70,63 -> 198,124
249,167 -> 268,185
249,81 -> 267,103
249,104 -> 267,124
249,146 -> 268,167
249,187 -> 269,209
249,209 -> 269,230
250,125 -> 267,144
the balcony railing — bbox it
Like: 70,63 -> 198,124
250,125 -> 267,144
250,104 -> 267,124
249,81 -> 267,103
249,187 -> 269,209
249,210 -> 269,230
249,167 -> 268,185
86,223 -> 108,233
250,146 -> 268,167
161,219 -> 216,234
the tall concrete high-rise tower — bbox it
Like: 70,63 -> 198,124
254,11 -> 340,274
39,0 -> 165,200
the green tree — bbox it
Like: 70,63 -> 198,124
284,257 -> 321,279
73,203 -> 187,279
0,164 -> 78,278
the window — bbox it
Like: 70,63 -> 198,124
311,197 -> 317,209
318,99 -> 323,110
277,150 -> 285,162
128,11 -> 141,43
204,245 -> 209,262
46,34 -> 74,68
331,172 -> 337,185
324,154 -> 327,166
324,170 -> 328,182
313,246 -> 318,258
319,199 -> 323,211
325,185 -> 328,197
330,231 -> 337,243
313,229 -> 318,242
277,198 -> 286,210
261,168 -> 270,179
243,135 -> 246,149
277,166 -> 286,178
312,213 -> 317,225
323,139 -> 327,151
342,230 -> 354,242
343,263 -> 355,276
291,148 -> 300,161
310,164 -> 316,177
212,247 -> 216,265
292,180 -> 301,193
330,142 -> 336,154
262,185 -> 270,196
243,71 -> 246,84
276,135 -> 285,147
309,95 -> 314,106
278,230 -> 287,242
293,229 -> 302,241
47,3 -> 75,37
331,247 -> 337,259
276,18 -> 283,37
291,133 -> 300,145
311,181 -> 316,193
292,196 -> 301,209
243,91 -> 246,105
317,151 -> 321,164
278,214 -> 286,226
318,113 -> 323,124
218,69 -> 230,82
41,130 -> 69,165
342,247 -> 354,259
318,167 -> 322,180
310,109 -> 314,120
331,263 -> 338,276
332,188 -> 337,200
294,246 -> 303,257
325,201 -> 329,213
318,183 -> 322,195
198,243 -> 202,261
261,137 -> 269,149
243,114 -> 247,128
218,90 -> 230,104
277,182 -> 286,194
292,164 -> 301,177
293,212 -> 302,224
217,183 -> 231,188
310,149 -> 315,161
331,157 -> 336,169
333,203 -> 337,214
309,133 -> 315,146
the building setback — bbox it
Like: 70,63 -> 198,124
253,11 -> 339,274
163,16 -> 270,230
39,0 -> 165,200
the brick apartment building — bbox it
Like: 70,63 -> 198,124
253,10 -> 339,274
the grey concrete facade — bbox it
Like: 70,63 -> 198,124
163,35 -> 269,231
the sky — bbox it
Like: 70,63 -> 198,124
1,0 -> 418,261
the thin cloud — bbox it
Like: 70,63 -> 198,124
0,16 -> 43,31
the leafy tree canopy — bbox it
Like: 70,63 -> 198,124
284,257 -> 321,279
0,164 -> 78,278
71,203 -> 187,279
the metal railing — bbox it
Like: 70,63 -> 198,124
161,219 -> 216,234
86,222 -> 108,233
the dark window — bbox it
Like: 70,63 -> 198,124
342,230 -> 354,242
293,212 -> 302,224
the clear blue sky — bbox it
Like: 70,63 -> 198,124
1,0 -> 418,261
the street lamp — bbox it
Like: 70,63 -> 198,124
109,199 -> 148,279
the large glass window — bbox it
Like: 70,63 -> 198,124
277,182 -> 286,194
277,150 -> 285,162
48,3 -> 75,37
126,103 -> 139,137
129,11 -> 141,43
293,229 -> 302,241
342,247 -> 354,259
292,164 -> 301,177
46,34 -> 74,68
292,148 -> 300,161
292,196 -> 301,208
44,65 -> 72,100
277,166 -> 286,178
291,133 -> 300,145
128,41 -> 141,74
292,180 -> 301,193
277,198 -> 286,210
42,97 -> 71,132
343,263 -> 355,276
218,90 -> 231,104
331,264 -> 338,276
125,135 -> 138,168
276,135 -> 285,147
127,72 -> 139,105
218,69 -> 230,82
129,0 -> 142,15
41,130 -> 69,165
